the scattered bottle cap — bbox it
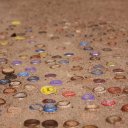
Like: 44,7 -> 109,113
11,20 -> 21,25
17,72 -> 29,77
43,103 -> 57,113
24,119 -> 40,127
40,86 -> 57,95
63,120 -> 79,128
101,99 -> 116,106
42,120 -> 58,128
106,115 -> 122,124
29,104 -> 43,111
2,67 -> 15,74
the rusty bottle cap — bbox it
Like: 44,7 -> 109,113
93,79 -> 106,84
42,120 -> 58,128
113,68 -> 124,73
0,98 -> 6,106
123,87 -> 128,94
82,125 -> 98,128
121,104 -> 128,112
107,87 -> 122,94
24,119 -> 40,127
3,87 -> 17,94
70,76 -> 84,81
106,115 -> 122,124
114,74 -> 126,80
2,67 -> 15,74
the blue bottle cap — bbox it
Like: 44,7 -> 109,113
93,64 -> 104,69
82,93 -> 95,101
58,60 -> 69,64
27,76 -> 39,82
79,42 -> 90,46
17,72 -> 29,77
25,67 -> 36,72
11,60 -> 22,65
0,79 -> 11,85
49,80 -> 62,86
91,69 -> 103,75
43,104 -> 57,113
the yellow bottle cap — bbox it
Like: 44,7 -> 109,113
0,40 -> 8,45
15,36 -> 25,40
39,52 -> 48,58
11,20 -> 21,25
40,86 -> 57,95
106,62 -> 115,67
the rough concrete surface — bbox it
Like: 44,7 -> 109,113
0,0 -> 128,128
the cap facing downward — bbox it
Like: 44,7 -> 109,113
2,67 -> 15,74
106,115 -> 122,124
63,120 -> 79,127
0,98 -> 6,106
24,119 -> 40,127
121,104 -> 128,112
107,87 -> 122,94
42,120 -> 58,128
82,125 -> 98,128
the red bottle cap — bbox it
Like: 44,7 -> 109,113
62,91 -> 76,97
101,100 -> 116,106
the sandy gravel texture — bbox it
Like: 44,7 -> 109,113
0,0 -> 128,128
